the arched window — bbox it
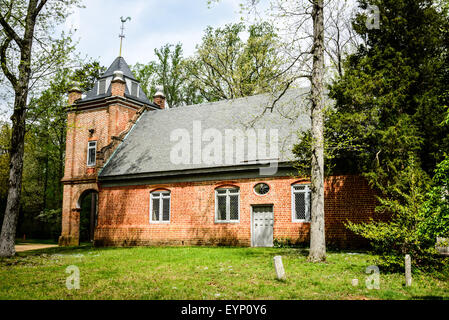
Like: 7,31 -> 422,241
292,184 -> 311,222
215,187 -> 240,223
150,191 -> 171,223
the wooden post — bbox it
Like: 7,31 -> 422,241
274,256 -> 286,280
405,254 -> 412,287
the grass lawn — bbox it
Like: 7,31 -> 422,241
0,245 -> 448,300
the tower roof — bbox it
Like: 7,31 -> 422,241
101,56 -> 137,81
76,56 -> 155,106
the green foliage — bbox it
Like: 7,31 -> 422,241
132,43 -> 202,107
418,155 -> 449,242
34,208 -> 61,241
345,157 -> 444,271
292,107 -> 365,176
327,0 -> 449,270
329,0 -> 449,175
71,62 -> 106,92
185,22 -> 286,102
132,22 -> 286,106
132,61 -> 157,99
273,238 -> 294,248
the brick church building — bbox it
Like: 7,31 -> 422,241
58,56 -> 377,248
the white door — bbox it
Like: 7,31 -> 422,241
252,205 -> 274,247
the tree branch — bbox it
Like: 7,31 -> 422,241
34,0 -> 48,17
0,12 -> 23,49
0,38 -> 18,89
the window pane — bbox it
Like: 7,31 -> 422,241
99,80 -> 106,94
217,196 -> 227,220
217,190 -> 226,194
254,183 -> 269,195
131,82 -> 138,96
294,185 -> 306,192
229,195 -> 239,220
88,147 -> 96,166
295,192 -> 306,220
152,198 -> 160,221
162,198 -> 170,221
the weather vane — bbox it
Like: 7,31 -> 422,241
119,16 -> 131,57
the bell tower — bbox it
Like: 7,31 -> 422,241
58,56 -> 159,246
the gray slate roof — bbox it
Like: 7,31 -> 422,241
77,57 -> 153,106
99,88 -> 313,179
101,56 -> 137,80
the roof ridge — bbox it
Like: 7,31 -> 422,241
158,87 -> 310,112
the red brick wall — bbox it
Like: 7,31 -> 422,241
63,105 -> 137,180
60,103 -> 138,246
94,175 -> 377,248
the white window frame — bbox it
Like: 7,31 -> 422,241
131,81 -> 140,97
97,79 -> 107,95
215,188 -> 240,223
291,184 -> 311,222
87,141 -> 97,167
253,182 -> 270,196
149,191 -> 171,224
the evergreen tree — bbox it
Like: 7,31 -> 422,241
327,0 -> 449,270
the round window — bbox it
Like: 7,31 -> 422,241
254,183 -> 270,195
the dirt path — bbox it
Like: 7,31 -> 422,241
15,244 -> 58,252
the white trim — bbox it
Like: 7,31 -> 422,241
291,184 -> 311,223
149,191 -> 171,223
97,78 -> 111,95
214,188 -> 240,223
253,182 -> 270,196
87,141 -> 97,167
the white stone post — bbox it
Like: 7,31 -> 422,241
273,256 -> 286,280
405,254 -> 412,287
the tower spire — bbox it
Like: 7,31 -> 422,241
119,16 -> 131,57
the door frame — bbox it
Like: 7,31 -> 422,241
250,204 -> 274,247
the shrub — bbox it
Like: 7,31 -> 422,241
346,157 -> 449,272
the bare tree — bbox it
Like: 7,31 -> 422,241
230,0 -> 360,262
308,0 -> 326,262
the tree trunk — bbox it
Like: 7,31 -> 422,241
0,94 -> 27,257
0,0 -> 40,257
308,0 -> 326,263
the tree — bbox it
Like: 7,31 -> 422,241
209,0 -> 358,262
330,0 -> 449,176
419,154 -> 449,243
132,43 -> 202,107
185,22 -> 287,102
328,0 -> 449,268
0,0 -> 79,257
308,0 -> 326,262
0,123 -> 11,222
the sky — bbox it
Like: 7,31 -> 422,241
64,0 -> 253,67
0,0 -> 267,120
